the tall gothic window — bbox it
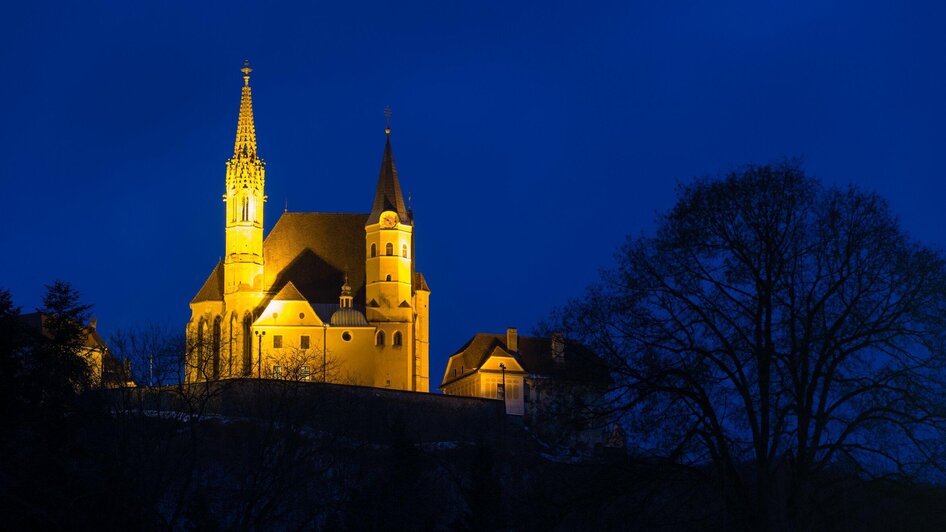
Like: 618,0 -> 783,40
229,313 -> 237,375
242,314 -> 252,376
212,316 -> 222,379
196,319 -> 206,378
376,330 -> 385,346
393,331 -> 402,347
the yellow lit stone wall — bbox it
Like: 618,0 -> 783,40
413,287 -> 430,392
365,213 -> 414,322
186,67 -> 430,393
441,353 -> 525,415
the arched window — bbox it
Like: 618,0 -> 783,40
376,330 -> 385,346
229,313 -> 237,375
385,274 -> 392,282
370,243 -> 377,258
393,331 -> 402,347
402,244 -> 407,258
196,319 -> 206,378
241,196 -> 249,221
242,314 -> 252,376
385,242 -> 393,256
212,316 -> 222,379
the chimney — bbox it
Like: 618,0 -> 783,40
551,332 -> 565,364
506,328 -> 518,353
89,318 -> 98,330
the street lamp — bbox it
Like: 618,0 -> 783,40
322,323 -> 328,383
499,362 -> 507,411
254,330 -> 266,379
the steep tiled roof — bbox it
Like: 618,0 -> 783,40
263,212 -> 369,306
440,333 -> 611,388
271,281 -> 306,301
366,131 -> 410,225
192,261 -> 224,303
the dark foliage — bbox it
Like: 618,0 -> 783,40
0,282 -> 102,528
551,162 -> 946,530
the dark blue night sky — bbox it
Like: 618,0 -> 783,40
2,1 -> 944,382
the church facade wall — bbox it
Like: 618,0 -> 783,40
185,64 -> 429,393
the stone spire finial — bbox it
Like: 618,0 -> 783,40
232,60 -> 259,161
241,59 -> 252,86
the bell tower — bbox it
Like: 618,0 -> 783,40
223,60 -> 266,294
365,119 -> 413,323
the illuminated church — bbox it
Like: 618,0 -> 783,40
186,63 -> 430,392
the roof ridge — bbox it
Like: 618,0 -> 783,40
272,280 -> 307,301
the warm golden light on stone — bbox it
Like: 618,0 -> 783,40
186,64 -> 429,391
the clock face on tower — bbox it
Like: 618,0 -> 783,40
380,211 -> 398,229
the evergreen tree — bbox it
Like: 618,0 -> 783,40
30,280 -> 93,419
0,289 -> 26,422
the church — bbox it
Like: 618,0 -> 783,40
186,63 -> 430,392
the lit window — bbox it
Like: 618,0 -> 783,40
497,383 -> 505,399
402,244 -> 407,258
300,365 -> 310,381
376,331 -> 385,346
370,243 -> 376,258
273,335 -> 283,348
386,243 -> 393,256
301,335 -> 310,349
393,331 -> 402,347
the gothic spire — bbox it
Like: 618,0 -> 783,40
367,111 -> 409,225
233,60 -> 258,161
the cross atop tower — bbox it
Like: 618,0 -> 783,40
241,59 -> 252,86
384,106 -> 392,135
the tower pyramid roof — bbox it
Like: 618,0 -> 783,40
367,126 -> 409,225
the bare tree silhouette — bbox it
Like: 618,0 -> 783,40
554,162 -> 946,529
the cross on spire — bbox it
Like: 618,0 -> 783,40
241,59 -> 252,86
384,106 -> 392,134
